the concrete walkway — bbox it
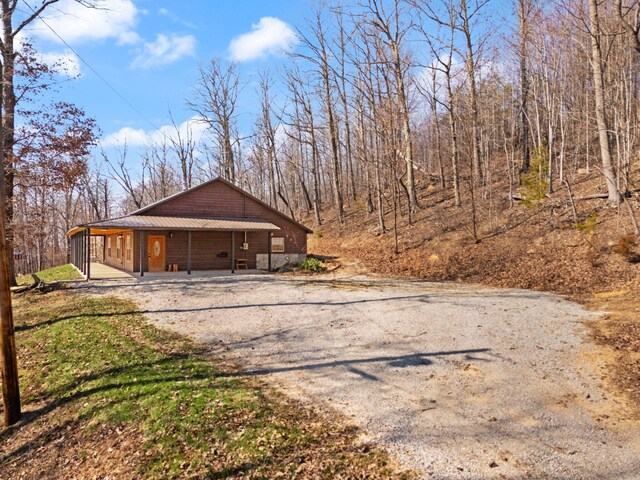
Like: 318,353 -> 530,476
89,262 -> 133,280
88,263 -> 262,281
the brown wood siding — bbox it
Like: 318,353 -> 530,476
234,231 -> 270,269
167,231 -> 231,271
135,230 -> 272,271
138,181 -> 307,255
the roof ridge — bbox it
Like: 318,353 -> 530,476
127,177 -> 313,233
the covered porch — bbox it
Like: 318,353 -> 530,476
88,262 -> 134,280
84,262 -> 262,280
67,215 -> 281,280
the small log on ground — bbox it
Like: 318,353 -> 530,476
12,273 -> 57,294
512,192 -> 609,202
573,193 -> 609,201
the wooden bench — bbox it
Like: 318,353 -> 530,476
235,259 -> 248,270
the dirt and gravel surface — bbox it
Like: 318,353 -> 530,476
80,272 -> 640,479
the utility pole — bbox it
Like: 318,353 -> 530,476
0,119 -> 20,427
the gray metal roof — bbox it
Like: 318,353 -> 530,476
84,215 -> 281,232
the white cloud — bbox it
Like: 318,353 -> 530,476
229,17 -> 297,62
158,117 -> 208,145
101,117 -> 209,148
102,126 -> 149,147
131,34 -> 196,69
117,31 -> 142,46
40,49 -> 82,77
29,0 -> 139,45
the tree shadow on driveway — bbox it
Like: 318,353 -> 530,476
219,348 -> 491,378
15,294 -> 433,332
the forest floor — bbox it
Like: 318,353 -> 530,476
307,169 -> 640,421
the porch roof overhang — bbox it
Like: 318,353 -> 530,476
67,215 -> 281,237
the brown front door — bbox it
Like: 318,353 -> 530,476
147,235 -> 165,272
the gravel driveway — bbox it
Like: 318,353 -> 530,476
81,272 -> 640,479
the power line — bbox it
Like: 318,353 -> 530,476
23,1 -> 165,137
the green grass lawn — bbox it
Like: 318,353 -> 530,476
16,264 -> 82,285
1,290 -> 413,479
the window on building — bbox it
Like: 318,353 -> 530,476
126,234 -> 131,261
107,237 -> 112,257
116,236 -> 121,259
271,237 -> 285,253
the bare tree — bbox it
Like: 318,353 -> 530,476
82,168 -> 112,221
518,0 -> 533,172
458,0 -> 488,185
102,142 -> 147,210
143,138 -> 181,202
587,0 -> 620,204
168,113 -> 196,190
296,9 -> 345,224
189,58 -> 240,183
362,0 -> 419,213
260,73 -> 279,209
415,0 -> 463,206
332,6 -> 357,202
285,68 -> 323,226
615,0 -> 640,52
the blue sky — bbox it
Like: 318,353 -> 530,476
17,0 -> 515,168
19,0 -> 309,153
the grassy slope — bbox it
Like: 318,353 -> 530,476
16,264 -> 82,285
1,290 -> 413,479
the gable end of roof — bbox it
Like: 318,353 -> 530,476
130,177 -> 313,233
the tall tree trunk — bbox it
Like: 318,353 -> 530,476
223,124 -> 235,183
336,10 -> 357,202
308,108 -> 322,226
0,161 -> 19,426
431,68 -> 446,190
323,72 -> 344,225
0,43 -> 20,426
391,42 -> 419,213
460,0 -> 483,184
446,67 -> 462,207
1,8 -> 16,286
588,0 -> 620,204
519,0 -> 531,173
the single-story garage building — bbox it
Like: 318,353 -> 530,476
67,177 -> 312,278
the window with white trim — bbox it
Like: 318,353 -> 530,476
271,237 -> 285,253
126,235 -> 131,261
